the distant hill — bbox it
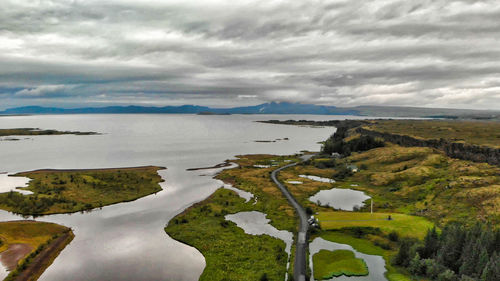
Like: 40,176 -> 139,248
1,103 -> 499,119
0,102 -> 358,116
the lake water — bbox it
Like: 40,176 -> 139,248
0,114 -> 355,281
309,188 -> 371,211
0,174 -> 33,195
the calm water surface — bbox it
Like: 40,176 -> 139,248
0,114 -> 353,281
310,188 -> 371,211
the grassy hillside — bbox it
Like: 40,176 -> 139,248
339,145 -> 500,224
365,119 -> 500,148
0,166 -> 165,215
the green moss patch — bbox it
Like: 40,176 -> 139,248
313,249 -> 368,279
165,188 -> 288,281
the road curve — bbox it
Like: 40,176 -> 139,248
271,155 -> 313,281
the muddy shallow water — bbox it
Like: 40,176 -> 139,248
0,114 -> 359,280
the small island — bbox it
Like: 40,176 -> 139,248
0,128 -> 99,137
313,249 -> 368,279
0,220 -> 74,281
0,166 -> 165,215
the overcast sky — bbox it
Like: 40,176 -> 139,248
1,0 -> 500,110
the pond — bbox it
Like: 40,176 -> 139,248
309,237 -> 387,281
0,173 -> 33,195
225,211 -> 293,280
309,188 -> 370,211
299,175 -> 335,183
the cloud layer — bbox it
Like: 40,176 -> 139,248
1,0 -> 500,109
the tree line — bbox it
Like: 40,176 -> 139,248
394,222 -> 499,281
321,125 -> 384,157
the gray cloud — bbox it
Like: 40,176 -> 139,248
1,0 -> 499,110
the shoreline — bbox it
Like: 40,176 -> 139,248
186,162 -> 231,171
13,165 -> 167,175
11,231 -> 74,281
2,166 -> 166,216
0,221 -> 74,281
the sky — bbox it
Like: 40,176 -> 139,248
1,0 -> 500,110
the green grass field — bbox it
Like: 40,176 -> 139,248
313,249 -> 368,279
165,188 -> 288,281
317,212 -> 434,239
0,166 -> 165,215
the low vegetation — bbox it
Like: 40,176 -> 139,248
0,166 -> 165,215
0,128 -> 98,137
312,249 -> 368,279
317,231 -> 411,281
166,155 -> 301,280
366,120 -> 500,148
331,145 -> 500,225
321,125 -> 384,157
165,188 -> 289,281
0,221 -> 74,281
317,212 -> 434,239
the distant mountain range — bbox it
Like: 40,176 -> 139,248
0,102 -> 358,115
1,102 -> 499,119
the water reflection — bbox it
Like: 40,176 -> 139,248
0,114 -> 343,280
309,188 -> 370,211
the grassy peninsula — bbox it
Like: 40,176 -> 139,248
0,128 -> 98,137
0,221 -> 74,281
0,166 -> 165,215
165,188 -> 288,281
166,155 -> 300,280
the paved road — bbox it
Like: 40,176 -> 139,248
271,155 -> 314,281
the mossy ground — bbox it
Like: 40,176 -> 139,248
166,155 -> 300,280
315,231 -> 411,281
165,188 -> 289,281
0,166 -> 165,215
313,249 -> 368,279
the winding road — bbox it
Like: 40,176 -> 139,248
271,155 -> 314,281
